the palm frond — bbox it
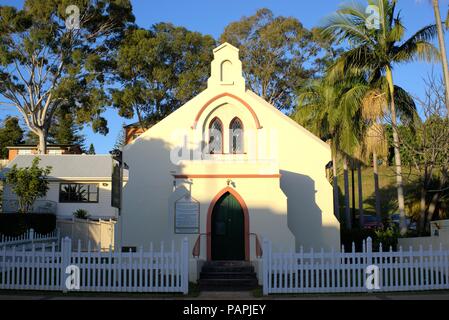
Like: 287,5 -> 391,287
327,45 -> 379,81
364,123 -> 388,158
394,85 -> 418,124
321,3 -> 374,45
394,41 -> 440,63
362,89 -> 388,120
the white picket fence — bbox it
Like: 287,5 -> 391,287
0,237 -> 189,294
0,229 -> 59,247
263,237 -> 449,295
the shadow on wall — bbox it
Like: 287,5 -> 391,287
281,170 -> 340,251
121,137 -> 187,247
122,137 -> 340,253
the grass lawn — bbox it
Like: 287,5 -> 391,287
336,165 -> 420,220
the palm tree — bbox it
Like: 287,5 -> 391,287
295,75 -> 369,229
322,0 -> 439,234
430,0 -> 449,113
360,90 -> 389,224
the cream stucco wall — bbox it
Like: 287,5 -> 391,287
120,43 -> 340,267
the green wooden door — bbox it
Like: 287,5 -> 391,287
211,192 -> 245,261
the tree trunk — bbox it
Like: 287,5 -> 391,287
332,152 -> 340,220
433,0 -> 449,114
386,66 -> 407,235
419,187 -> 427,235
373,152 -> 382,224
351,160 -> 356,225
343,156 -> 352,229
426,192 -> 440,233
36,129 -> 47,155
358,161 -> 364,228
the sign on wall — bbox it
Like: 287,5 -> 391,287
175,195 -> 200,234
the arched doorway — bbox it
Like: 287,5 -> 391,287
208,189 -> 248,261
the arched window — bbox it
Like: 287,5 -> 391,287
230,117 -> 244,154
209,117 -> 223,154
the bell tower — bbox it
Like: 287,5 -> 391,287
207,42 -> 246,92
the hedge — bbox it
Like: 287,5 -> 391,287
0,213 -> 56,237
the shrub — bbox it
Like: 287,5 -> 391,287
341,226 -> 400,252
73,209 -> 90,220
5,157 -> 51,213
374,226 -> 400,251
29,214 -> 56,234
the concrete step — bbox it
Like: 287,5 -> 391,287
199,261 -> 258,291
200,271 -> 257,280
201,261 -> 255,273
198,278 -> 259,291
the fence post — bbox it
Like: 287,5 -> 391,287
366,237 -> 373,292
262,239 -> 271,296
60,237 -> 72,293
181,238 -> 189,295
366,237 -> 373,265
29,229 -> 34,244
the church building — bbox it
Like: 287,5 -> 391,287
119,43 -> 340,283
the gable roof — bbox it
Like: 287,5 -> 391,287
0,155 -> 114,180
245,90 -> 331,150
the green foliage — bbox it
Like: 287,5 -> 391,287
5,157 -> 52,213
87,143 -> 96,155
112,24 -> 215,125
294,74 -> 369,155
220,8 -> 323,112
0,214 -> 56,236
49,105 -> 86,148
0,0 -> 135,151
0,116 -> 23,159
113,124 -> 126,151
374,226 -> 400,251
73,209 -> 90,220
24,130 -> 40,145
341,226 -> 399,252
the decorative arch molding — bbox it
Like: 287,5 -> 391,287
206,187 -> 250,261
192,93 -> 262,130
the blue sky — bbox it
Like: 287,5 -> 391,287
0,0 -> 448,154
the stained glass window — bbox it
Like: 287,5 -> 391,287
230,118 -> 244,154
209,118 -> 223,154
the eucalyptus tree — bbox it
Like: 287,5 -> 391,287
220,8 -> 322,113
0,0 -> 135,154
322,0 -> 439,234
112,24 -> 215,128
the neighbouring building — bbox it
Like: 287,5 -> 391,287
1,155 -> 122,220
119,43 -> 340,283
124,121 -> 159,145
6,144 -> 83,161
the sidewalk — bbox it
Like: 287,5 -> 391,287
1,290 -> 449,300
